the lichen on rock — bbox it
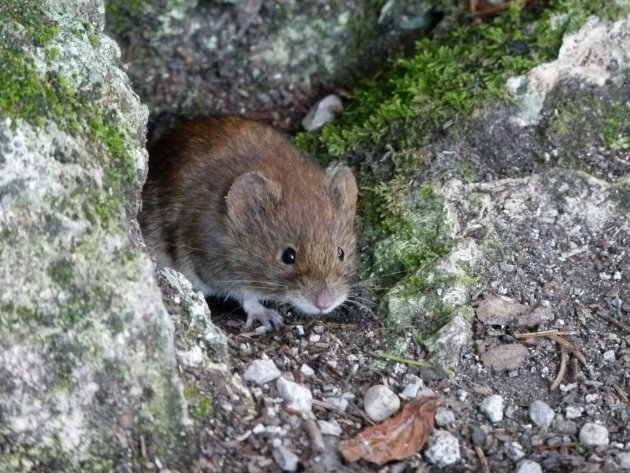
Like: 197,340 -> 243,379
0,0 -> 194,469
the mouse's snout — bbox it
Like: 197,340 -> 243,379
313,287 -> 335,312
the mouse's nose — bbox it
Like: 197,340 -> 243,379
314,288 -> 335,312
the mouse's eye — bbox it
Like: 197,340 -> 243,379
337,247 -> 345,261
281,247 -> 297,265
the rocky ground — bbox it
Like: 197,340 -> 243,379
107,2 -> 630,472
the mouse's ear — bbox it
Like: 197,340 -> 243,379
327,164 -> 357,215
225,171 -> 282,224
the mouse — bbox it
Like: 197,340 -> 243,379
139,115 -> 358,330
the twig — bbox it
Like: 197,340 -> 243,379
550,351 -> 568,391
312,399 -> 365,424
597,313 -> 630,333
514,329 -> 579,338
546,334 -> 586,365
475,446 -> 491,473
372,352 -> 434,368
613,383 -> 629,403
303,412 -> 325,453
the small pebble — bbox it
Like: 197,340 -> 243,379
529,400 -> 555,428
363,385 -> 400,422
424,430 -> 461,466
318,420 -> 342,437
300,364 -> 315,377
243,359 -> 281,385
272,444 -> 299,472
603,350 -> 615,362
323,396 -> 348,412
252,424 -> 266,434
301,94 -> 343,131
435,407 -> 456,427
276,377 -> 312,413
506,442 -> 526,462
515,459 -> 543,473
579,423 -> 609,447
480,394 -> 504,423
565,406 -> 583,419
585,393 -> 599,403
617,452 -> 630,469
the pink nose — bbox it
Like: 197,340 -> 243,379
314,289 -> 335,311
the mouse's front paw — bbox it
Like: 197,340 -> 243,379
244,307 -> 284,332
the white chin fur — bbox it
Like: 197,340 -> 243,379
291,294 -> 347,315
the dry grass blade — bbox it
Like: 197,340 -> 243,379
339,396 -> 438,465
550,351 -> 568,391
546,334 -> 586,365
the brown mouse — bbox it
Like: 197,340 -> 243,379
139,115 -> 358,330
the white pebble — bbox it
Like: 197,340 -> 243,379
480,395 -> 504,423
617,452 -> 630,469
277,377 -> 312,413
318,419 -> 342,436
579,423 -> 609,447
424,430 -> 461,466
300,364 -> 315,377
243,359 -> 281,385
529,400 -> 555,428
323,396 -> 348,412
603,350 -> 616,362
565,406 -> 583,419
515,459 -> 543,473
272,444 -> 299,472
363,385 -> 400,422
252,423 -> 266,434
435,407 -> 456,427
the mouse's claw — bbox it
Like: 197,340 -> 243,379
244,307 -> 284,332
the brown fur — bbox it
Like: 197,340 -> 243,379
139,115 -> 357,316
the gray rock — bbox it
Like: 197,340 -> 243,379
579,423 -> 609,447
435,407 -> 456,427
363,385 -> 400,422
517,301 -> 555,327
323,396 -> 349,412
480,394 -> 504,423
481,344 -> 528,371
318,420 -> 342,437
529,400 -> 555,428
617,452 -> 630,469
161,267 -> 228,360
272,444 -> 300,472
277,377 -> 313,413
244,359 -> 281,385
603,350 -> 616,362
0,1 -> 192,468
424,430 -> 461,466
476,294 -> 527,325
507,17 -> 630,126
515,460 -> 543,473
428,314 -> 472,368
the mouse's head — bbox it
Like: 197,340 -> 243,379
223,163 -> 358,315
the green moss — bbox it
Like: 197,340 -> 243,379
88,34 -> 100,47
48,259 -> 75,285
184,384 -> 213,419
105,0 -> 145,36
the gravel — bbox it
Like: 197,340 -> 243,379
272,443 -> 300,472
363,385 -> 401,422
424,430 -> 461,466
480,394 -> 504,423
528,400 -> 555,428
276,377 -> 313,413
579,422 -> 610,447
515,459 -> 543,473
243,358 -> 282,385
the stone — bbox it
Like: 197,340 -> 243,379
515,460 -> 543,473
476,294 -> 527,325
300,364 -> 315,377
529,400 -> 555,429
277,377 -> 313,413
480,394 -> 504,423
603,350 -> 616,362
318,420 -> 342,437
272,444 -> 300,472
435,407 -> 456,427
424,430 -> 461,466
301,94 -> 343,131
243,359 -> 281,385
363,385 -> 401,422
323,396 -> 349,412
517,301 -> 555,327
428,314 -> 472,368
565,406 -> 583,419
579,423 -> 609,447
481,344 -> 528,371
506,442 -> 526,462
617,452 -> 630,469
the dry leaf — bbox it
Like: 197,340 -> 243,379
339,396 -> 438,465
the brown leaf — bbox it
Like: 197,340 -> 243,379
339,396 -> 438,465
